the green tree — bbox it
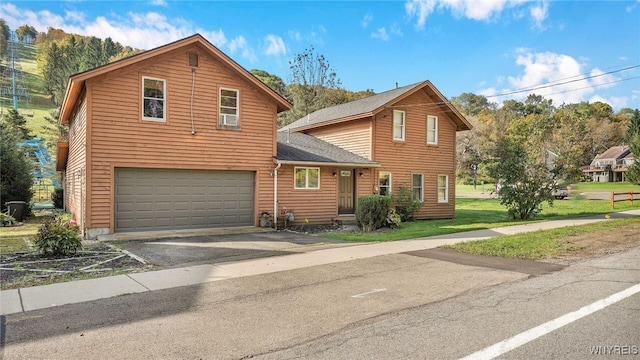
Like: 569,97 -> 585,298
102,37 -> 119,62
281,46 -> 341,126
15,24 -> 37,42
3,109 -> 32,139
494,138 -> 556,220
625,109 -> 640,184
450,93 -> 494,117
80,36 -> 103,70
0,18 -> 10,56
250,69 -> 287,97
1,111 -> 34,212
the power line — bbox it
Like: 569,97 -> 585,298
542,75 -> 640,97
485,64 -> 640,98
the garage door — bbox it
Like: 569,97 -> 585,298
115,168 -> 255,232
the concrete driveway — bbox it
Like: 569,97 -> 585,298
113,230 -> 358,269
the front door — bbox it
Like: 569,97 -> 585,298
338,169 -> 355,214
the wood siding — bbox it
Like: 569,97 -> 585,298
65,95 -> 87,233
305,118 -> 372,159
82,45 -> 280,233
372,89 -> 457,219
275,166 -> 375,226
276,165 -> 338,225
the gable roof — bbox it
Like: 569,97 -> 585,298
280,80 -> 472,132
594,145 -> 631,162
276,132 -> 379,167
59,34 -> 291,124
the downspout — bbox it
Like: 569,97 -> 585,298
273,160 -> 282,230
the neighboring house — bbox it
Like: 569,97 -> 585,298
583,145 -> 635,182
56,34 -> 291,239
280,81 -> 473,221
56,34 -> 472,239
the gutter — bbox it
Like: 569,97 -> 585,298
275,160 -> 380,168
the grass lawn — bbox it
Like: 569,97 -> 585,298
569,182 -> 640,192
456,184 -> 495,193
0,217 -> 42,252
444,217 -> 640,260
324,197 -> 639,242
1,42 -> 58,147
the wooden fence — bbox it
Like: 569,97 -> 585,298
610,191 -> 640,209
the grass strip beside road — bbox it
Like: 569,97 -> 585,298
324,198 -> 639,242
443,217 -> 640,260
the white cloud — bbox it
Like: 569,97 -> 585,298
1,3 -> 66,31
229,35 -> 257,63
149,0 -> 168,6
65,10 -> 85,24
0,3 -> 227,49
589,95 -> 628,109
529,0 -> 549,29
371,27 -> 389,41
481,50 -> 628,108
264,34 -> 286,56
405,0 -> 544,29
362,14 -> 373,28
287,26 -> 326,45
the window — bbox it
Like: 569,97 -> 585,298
393,110 -> 405,141
412,174 -> 423,202
379,171 -> 391,196
295,167 -> 320,189
142,77 -> 166,121
438,174 -> 448,203
427,115 -> 438,144
220,88 -> 239,126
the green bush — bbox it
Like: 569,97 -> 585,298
33,217 -> 82,256
392,187 -> 423,222
1,213 -> 16,227
356,195 -> 391,232
386,208 -> 402,228
52,188 -> 64,209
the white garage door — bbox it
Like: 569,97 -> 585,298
115,168 -> 255,232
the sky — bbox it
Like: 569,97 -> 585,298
2,0 -> 640,110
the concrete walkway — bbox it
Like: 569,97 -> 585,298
2,210 -> 639,315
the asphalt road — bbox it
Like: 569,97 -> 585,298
1,246 -> 638,359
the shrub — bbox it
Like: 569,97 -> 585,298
33,217 -> 82,256
1,213 -> 16,227
386,208 -> 402,228
356,195 -> 391,232
392,186 -> 423,222
52,188 -> 64,209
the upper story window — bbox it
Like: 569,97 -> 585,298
379,171 -> 392,196
295,167 -> 320,189
427,115 -> 438,145
142,77 -> 166,122
220,88 -> 239,126
393,110 -> 405,141
412,173 -> 424,202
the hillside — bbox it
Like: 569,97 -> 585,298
0,42 -> 58,147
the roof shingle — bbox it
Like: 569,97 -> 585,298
276,132 -> 379,166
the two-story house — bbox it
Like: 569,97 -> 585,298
56,34 -> 471,238
279,81 -> 472,221
583,145 -> 635,182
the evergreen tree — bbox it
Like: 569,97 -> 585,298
0,111 -> 34,211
